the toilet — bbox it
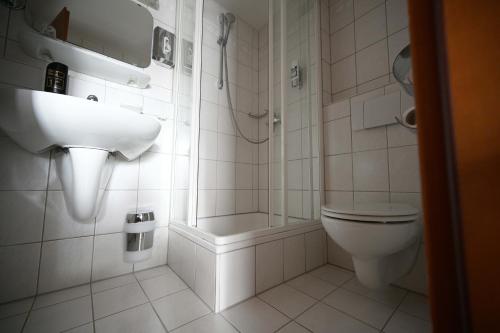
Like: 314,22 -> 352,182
321,202 -> 420,289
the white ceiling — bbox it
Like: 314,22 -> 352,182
213,0 -> 268,29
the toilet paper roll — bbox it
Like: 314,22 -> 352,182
402,107 -> 417,129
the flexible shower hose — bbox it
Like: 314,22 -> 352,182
223,46 -> 269,144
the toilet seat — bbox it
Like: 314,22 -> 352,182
321,202 -> 419,223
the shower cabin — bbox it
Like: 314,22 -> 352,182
167,0 -> 325,312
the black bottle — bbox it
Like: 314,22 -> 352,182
44,62 -> 68,94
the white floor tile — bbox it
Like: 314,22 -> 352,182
383,311 -> 432,333
323,288 -> 394,329
2,262 -> 430,333
0,313 -> 27,333
91,274 -> 136,294
286,274 -> 336,300
0,298 -> 33,319
33,284 -> 90,309
92,283 -> 148,319
24,296 -> 92,333
134,265 -> 172,281
343,277 -> 407,307
296,303 -> 378,333
94,303 -> 165,333
64,322 -> 94,333
399,293 -> 431,321
153,289 -> 211,331
310,265 -> 353,286
259,284 -> 316,318
276,321 -> 311,333
222,297 -> 290,333
172,313 -> 238,333
139,271 -> 188,300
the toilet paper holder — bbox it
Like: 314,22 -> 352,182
395,106 -> 417,130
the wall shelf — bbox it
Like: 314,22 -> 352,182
20,28 -> 151,88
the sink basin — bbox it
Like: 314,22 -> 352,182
0,88 -> 160,159
0,88 -> 161,220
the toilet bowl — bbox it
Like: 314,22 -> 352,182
321,202 -> 420,289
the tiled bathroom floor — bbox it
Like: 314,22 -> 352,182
0,265 -> 431,333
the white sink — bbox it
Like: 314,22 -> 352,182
0,88 -> 161,220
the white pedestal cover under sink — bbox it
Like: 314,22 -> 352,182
0,88 -> 161,220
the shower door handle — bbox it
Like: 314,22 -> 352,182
217,42 -> 224,89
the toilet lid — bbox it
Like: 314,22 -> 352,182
321,202 -> 419,223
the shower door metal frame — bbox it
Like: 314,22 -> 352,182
280,0 -> 289,227
268,0 -> 275,228
315,0 -> 325,214
186,0 -> 204,227
267,0 -> 289,227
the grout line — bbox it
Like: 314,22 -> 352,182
293,320 -> 314,333
29,289 -> 91,312
170,311 -> 217,332
324,143 -> 418,156
258,287 -> 319,323
380,287 -> 409,331
91,279 -> 140,297
59,321 -> 94,333
2,7 -> 11,58
133,271 -> 170,333
20,149 -> 53,332
272,319 -> 294,333
219,311 -> 243,333
320,298 -> 387,331
92,301 -> 150,326
0,229 -> 175,249
17,299 -> 34,333
339,278 -> 409,309
89,195 -> 98,331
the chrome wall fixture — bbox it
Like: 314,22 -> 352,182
124,210 -> 156,263
127,231 -> 154,251
152,27 -> 175,68
393,44 -> 417,130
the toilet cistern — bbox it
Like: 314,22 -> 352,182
0,87 -> 161,221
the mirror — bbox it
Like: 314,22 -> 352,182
25,0 -> 153,68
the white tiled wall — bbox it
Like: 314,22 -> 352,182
0,0 -> 183,303
197,0 -> 260,218
324,0 -> 410,101
321,0 -> 428,294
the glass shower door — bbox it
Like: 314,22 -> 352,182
269,0 -> 320,226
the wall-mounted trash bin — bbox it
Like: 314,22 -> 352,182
124,209 -> 155,263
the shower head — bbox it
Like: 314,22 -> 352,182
222,13 -> 235,43
225,13 -> 236,25
218,13 -> 226,24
